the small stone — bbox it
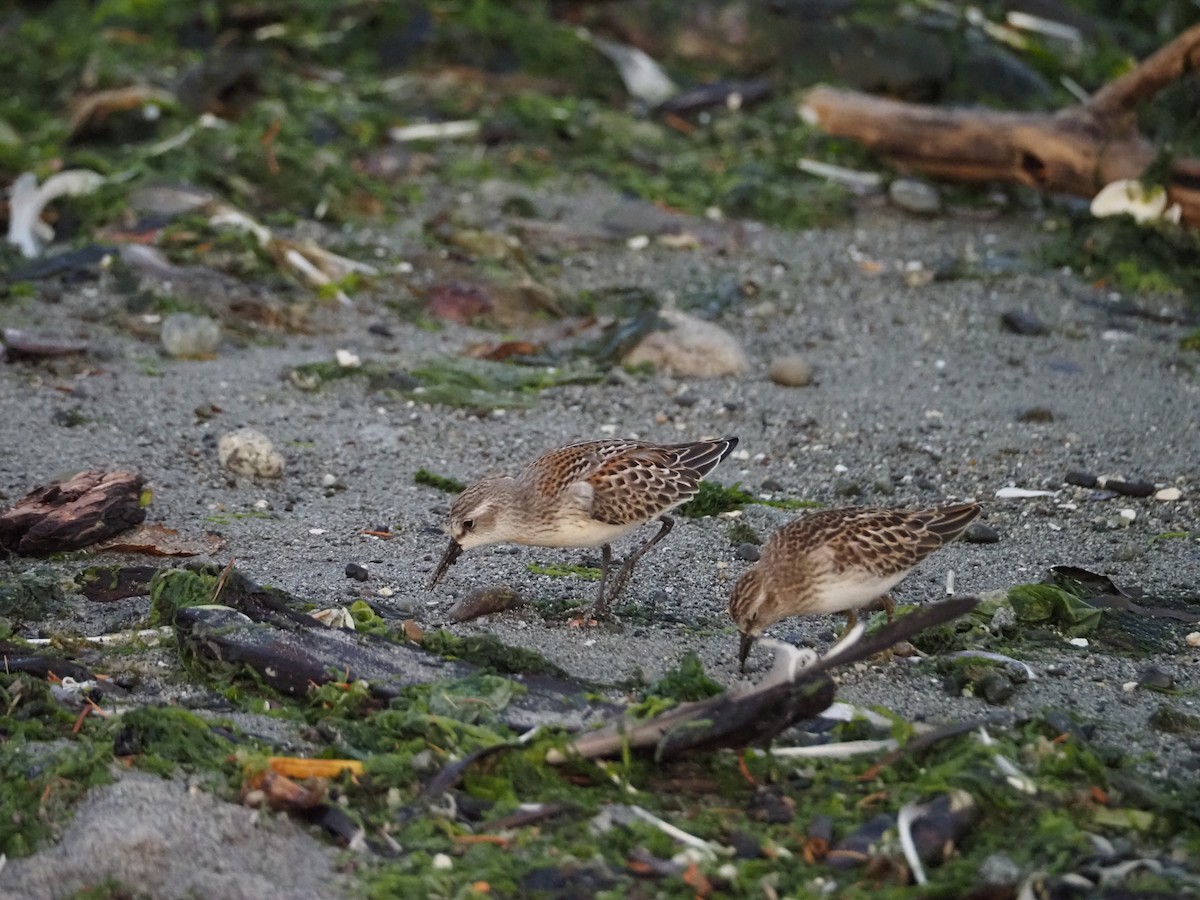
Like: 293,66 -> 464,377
623,308 -> 747,378
160,313 -> 220,358
962,522 -> 1000,544
321,473 -> 338,488
1186,632 -> 1200,648
1000,310 -> 1049,336
735,542 -> 761,562
1106,479 -> 1154,498
832,479 -> 861,498
1064,471 -> 1097,488
1114,542 -> 1142,562
1067,637 -> 1089,648
767,355 -> 813,387
432,853 -> 453,871
1155,487 -> 1182,501
761,478 -> 785,492
1016,407 -> 1054,423
978,670 -> 1015,705
217,428 -> 285,478
345,563 -> 369,582
871,476 -> 895,496
1138,667 -> 1175,692
194,402 -> 219,420
989,606 -> 1016,634
889,178 -> 942,214
335,348 -> 361,368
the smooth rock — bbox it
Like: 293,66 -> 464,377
735,542 -> 761,562
888,178 -> 941,214
1155,487 -> 1182,501
1000,310 -> 1049,336
977,852 -> 1022,888
1138,667 -> 1175,692
962,522 -> 1000,544
1186,632 -> 1200,648
833,479 -> 861,498
1105,479 -> 1154,498
623,308 -> 747,378
217,428 -> 285,478
979,671 -> 1016,705
345,563 -> 369,582
1064,470 -> 1097,488
767,355 -> 813,387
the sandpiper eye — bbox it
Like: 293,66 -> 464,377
462,519 -> 475,532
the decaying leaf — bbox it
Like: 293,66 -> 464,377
94,522 -> 225,557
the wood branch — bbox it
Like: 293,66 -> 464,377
800,23 -> 1200,227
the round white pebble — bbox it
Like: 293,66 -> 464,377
768,355 -> 813,387
1118,508 -> 1136,523
1155,487 -> 1182,501
335,348 -> 361,368
432,853 -> 453,870
160,313 -> 220,358
218,428 -> 285,478
1068,637 -> 1089,648
1186,632 -> 1200,648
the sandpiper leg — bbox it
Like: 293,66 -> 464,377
603,516 -> 675,607
591,543 -> 614,616
882,594 -> 895,621
838,608 -> 858,639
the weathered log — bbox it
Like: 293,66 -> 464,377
800,23 -> 1200,226
0,469 -> 146,555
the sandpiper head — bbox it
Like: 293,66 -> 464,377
430,475 -> 515,587
728,566 -> 771,672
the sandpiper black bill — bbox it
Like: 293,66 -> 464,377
430,539 -> 463,588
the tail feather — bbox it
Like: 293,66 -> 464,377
674,436 -> 738,478
921,502 -> 982,543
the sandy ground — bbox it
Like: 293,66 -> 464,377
2,179 -> 1198,896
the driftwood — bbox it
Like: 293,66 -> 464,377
0,469 -> 146,555
800,24 -> 1200,226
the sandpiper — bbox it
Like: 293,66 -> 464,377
728,502 -> 981,670
431,436 -> 739,617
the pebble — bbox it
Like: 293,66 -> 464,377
345,563 -> 369,582
735,543 -> 761,562
160,313 -> 220,358
979,670 -> 1016,704
962,522 -> 1000,544
1187,632 -> 1200,648
1138,667 -> 1175,692
1106,508 -> 1136,529
335,349 -> 361,368
1155,487 -> 1182,501
623,308 -> 747,378
889,177 -> 942,214
217,428 -> 285,478
1104,479 -> 1154,498
989,607 -> 1016,634
1064,470 -> 1097,488
832,479 -> 861,498
871,476 -> 895,495
1000,310 -> 1049,336
767,355 -> 813,387
1114,542 -> 1141,562
761,478 -> 785,492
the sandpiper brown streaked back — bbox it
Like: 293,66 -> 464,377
728,502 -> 981,670
431,436 -> 739,617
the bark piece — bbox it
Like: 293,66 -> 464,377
0,469 -> 146,555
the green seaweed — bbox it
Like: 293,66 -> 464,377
526,562 -> 602,581
0,572 -> 66,623
148,566 -> 219,625
421,629 -> 569,678
679,480 -> 820,518
109,706 -> 235,776
413,469 -> 466,494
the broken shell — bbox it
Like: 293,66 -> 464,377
1090,178 -> 1182,224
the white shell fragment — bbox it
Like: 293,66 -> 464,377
1068,637 -> 1089,648
1090,179 -> 1182,224
995,487 -> 1057,499
6,169 -> 105,257
161,313 -> 221,358
335,349 -> 361,368
218,428 -> 285,479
